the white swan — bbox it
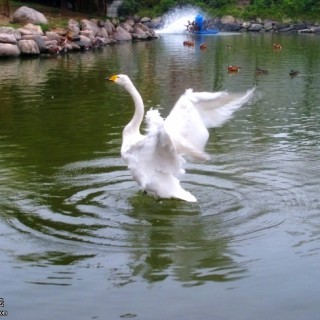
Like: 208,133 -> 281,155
108,74 -> 255,202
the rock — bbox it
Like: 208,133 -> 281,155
52,28 -> 68,37
80,30 -> 95,40
61,42 -> 73,52
12,6 -> 47,25
96,19 -> 105,28
125,19 -> 135,27
69,42 -> 81,51
18,39 -> 40,55
211,19 -> 223,30
45,31 -> 61,41
46,42 -> 61,54
67,19 -> 80,38
263,20 -> 275,31
141,17 -> 151,23
92,37 -> 106,48
221,15 -> 235,24
121,22 -> 133,33
0,43 -> 20,57
310,26 -> 320,33
149,17 -> 162,29
34,36 -> 47,53
222,23 -> 241,32
132,25 -> 148,40
298,29 -> 311,34
0,33 -> 17,44
275,22 -> 290,30
242,21 -> 251,29
96,27 -> 109,39
104,20 -> 115,35
131,23 -> 158,39
80,19 -> 100,36
21,35 -> 46,52
0,27 -> 21,41
279,26 -> 294,32
249,23 -> 264,32
75,35 -> 92,49
113,26 -> 132,41
18,23 -> 43,36
293,23 -> 308,30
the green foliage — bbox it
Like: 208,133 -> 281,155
11,0 -> 320,23
125,0 -> 319,23
38,22 -> 49,32
118,0 -> 142,16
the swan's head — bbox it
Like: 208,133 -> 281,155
108,74 -> 132,88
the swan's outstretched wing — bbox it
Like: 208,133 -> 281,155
165,87 -> 255,160
185,87 -> 256,128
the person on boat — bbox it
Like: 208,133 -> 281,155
195,14 -> 204,32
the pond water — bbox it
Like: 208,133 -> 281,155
1,28 -> 320,319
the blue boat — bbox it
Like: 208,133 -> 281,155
192,29 -> 219,35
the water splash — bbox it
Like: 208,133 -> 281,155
157,6 -> 204,34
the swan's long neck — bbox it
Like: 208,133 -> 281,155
123,81 -> 144,136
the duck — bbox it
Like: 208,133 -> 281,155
255,67 -> 268,75
273,43 -> 282,49
183,40 -> 195,46
289,70 -> 300,77
200,43 -> 208,50
228,65 -> 241,72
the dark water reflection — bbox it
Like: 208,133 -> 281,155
1,32 -> 320,319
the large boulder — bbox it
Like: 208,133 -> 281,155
121,21 -> 134,33
131,25 -> 148,40
0,43 -> 20,57
112,26 -> 132,41
0,33 -> 17,44
18,23 -> 43,36
21,34 -> 47,52
263,20 -> 275,31
96,27 -> 109,39
68,19 -> 80,37
80,19 -> 100,36
310,26 -> 320,33
0,27 -> 21,41
221,23 -> 242,32
249,23 -> 264,32
221,15 -> 236,24
104,20 -> 116,35
18,39 -> 40,55
13,6 -> 48,25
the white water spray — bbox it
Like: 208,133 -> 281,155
157,6 -> 204,34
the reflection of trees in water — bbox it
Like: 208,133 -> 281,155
126,195 -> 247,286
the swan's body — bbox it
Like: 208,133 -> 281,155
108,74 -> 255,202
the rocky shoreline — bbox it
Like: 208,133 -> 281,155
206,15 -> 320,34
0,6 -> 319,58
0,6 -> 159,57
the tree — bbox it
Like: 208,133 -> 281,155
0,0 -> 10,17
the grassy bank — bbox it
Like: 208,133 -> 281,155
0,1 -> 100,29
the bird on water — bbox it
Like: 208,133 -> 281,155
108,74 -> 255,202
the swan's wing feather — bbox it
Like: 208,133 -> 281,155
164,87 -> 255,160
164,94 -> 210,161
186,87 -> 256,128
